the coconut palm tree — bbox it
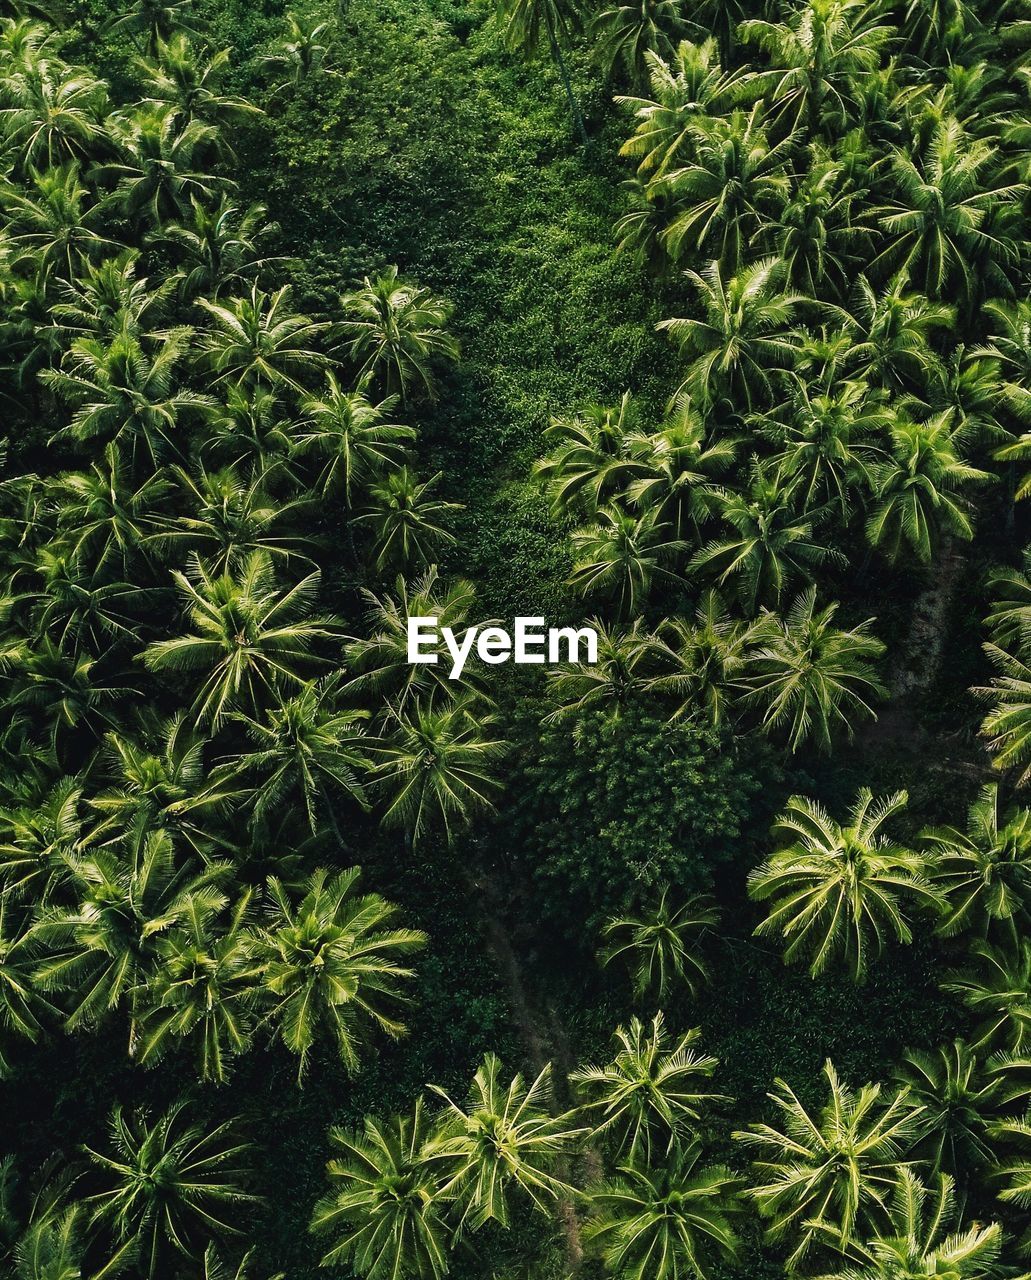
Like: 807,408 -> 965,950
944,940 -> 1031,1052
250,866 -> 425,1078
311,1099 -> 450,1280
749,789 -> 940,979
374,697 -> 506,845
570,1013 -> 726,1161
0,57 -> 107,172
600,888 -> 717,997
656,107 -> 792,268
865,411 -> 991,564
535,393 -> 641,518
154,196 -> 283,300
590,0 -> 689,86
616,38 -> 744,179
345,569 -> 490,709
741,588 -> 887,752
338,267 -> 459,402
84,1101 -> 254,1278
135,35 -> 260,131
658,257 -> 807,412
892,1040 -> 1006,1176
923,785 -> 1031,942
153,462 -> 315,574
985,554 -> 1031,649
142,551 -> 339,728
646,590 -> 753,728
818,1169 -> 1006,1280
100,104 -> 224,226
136,890 -> 257,1084
569,504 -> 686,616
545,617 -> 660,720
976,645 -> 1031,785
738,0 -> 893,134
103,0 -> 204,53
31,827 -> 228,1050
1,161 -> 116,281
624,391 -> 738,538
297,376 -> 414,505
872,118 -> 1025,311
691,463 -> 845,612
40,328 -> 210,467
259,12 -> 337,89
0,897 -> 55,1077
584,1142 -> 742,1280
842,275 -> 953,396
356,468 -> 460,573
196,285 -> 329,393
430,1054 -> 583,1231
213,678 -> 372,833
0,776 -> 82,903
735,1060 -> 921,1266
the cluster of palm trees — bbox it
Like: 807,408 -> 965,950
0,6 -> 515,1275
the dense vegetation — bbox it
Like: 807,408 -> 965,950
3,0 -> 1031,1276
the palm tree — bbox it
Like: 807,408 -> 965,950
657,107 -> 792,269
52,438 -> 173,575
32,827 -> 228,1050
11,1204 -> 92,1280
374,697 -> 506,844
311,1099 -> 450,1280
49,249 -> 171,345
545,617 -> 660,720
103,0 -> 204,53
196,285 -> 329,392
2,161 -> 116,281
976,645 -> 1031,785
944,940 -> 1031,1052
260,12 -> 337,89
741,588 -> 887,751
137,891 -> 256,1083
495,0 -> 589,144
100,105 -> 224,226
584,1142 -> 742,1280
338,267 -> 459,402
865,411 -> 991,564
0,897 -> 55,1077
979,299 -> 1031,436
0,775 -> 82,903
214,678 -> 372,833
691,463 -> 845,612
624,391 -> 738,538
356,468 -> 460,574
739,0 -> 893,134
843,275 -> 954,396
616,39 -> 744,180
892,1041 -> 1005,1175
569,505 -> 686,616
40,328 -> 210,467
923,785 -> 1031,942
154,462 -> 315,574
297,376 -> 414,504
600,888 -> 717,997
646,590 -> 753,729
749,789 -> 940,979
753,376 -> 886,516
535,393 -> 641,517
984,554 -> 1031,649
345,569 -> 489,709
135,35 -> 260,131
142,551 -> 339,728
0,57 -> 107,172
154,196 -> 283,300
430,1054 -> 583,1230
571,1013 -> 726,1161
872,118 -> 1025,310
84,1101 -> 254,1278
658,258 -> 806,412
818,1169 -> 1006,1280
251,867 -> 426,1078
590,0 -> 689,86
735,1060 -> 921,1266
